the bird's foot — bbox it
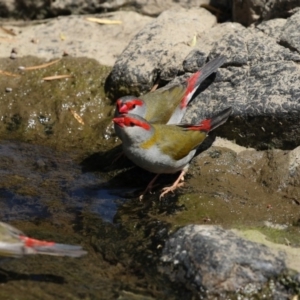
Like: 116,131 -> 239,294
139,193 -> 147,201
139,174 -> 160,201
159,182 -> 185,200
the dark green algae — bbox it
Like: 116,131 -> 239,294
0,56 -> 116,154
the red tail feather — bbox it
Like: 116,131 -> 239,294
198,118 -> 212,131
187,118 -> 211,131
20,235 -> 55,248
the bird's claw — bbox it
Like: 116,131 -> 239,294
159,182 -> 185,200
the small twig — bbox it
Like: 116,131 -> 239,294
68,108 -> 85,125
0,70 -> 20,77
43,74 -> 73,81
0,26 -> 16,36
86,17 -> 122,25
20,59 -> 61,71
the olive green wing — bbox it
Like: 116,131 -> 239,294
146,125 -> 207,161
141,83 -> 187,124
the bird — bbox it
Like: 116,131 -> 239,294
113,107 -> 232,200
114,55 -> 226,140
0,221 -> 87,258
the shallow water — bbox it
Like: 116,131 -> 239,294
0,140 -> 188,300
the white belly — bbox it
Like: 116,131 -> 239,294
123,144 -> 195,174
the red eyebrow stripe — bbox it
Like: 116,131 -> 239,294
131,99 -> 143,106
113,116 -> 151,130
124,116 -> 151,130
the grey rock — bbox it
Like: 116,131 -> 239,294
280,10 -> 300,52
160,225 -> 286,297
0,0 -> 230,20
138,0 -> 211,16
181,21 -> 300,150
106,7 -> 217,98
232,0 -> 300,26
0,0 -> 107,19
257,18 -> 287,41
101,0 -> 212,16
0,12 -> 152,66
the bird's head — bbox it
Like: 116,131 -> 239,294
113,113 -> 153,144
115,96 -> 145,117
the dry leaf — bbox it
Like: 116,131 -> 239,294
0,26 -> 16,36
21,59 -> 61,70
189,33 -> 197,47
68,108 -> 85,125
43,74 -> 73,81
60,33 -> 66,41
86,17 -> 122,25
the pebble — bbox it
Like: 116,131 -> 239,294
10,52 -> 17,59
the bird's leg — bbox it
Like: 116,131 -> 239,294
111,151 -> 124,165
150,78 -> 160,92
139,174 -> 160,201
159,170 -> 186,200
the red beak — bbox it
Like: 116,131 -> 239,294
113,117 -> 125,127
119,105 -> 129,113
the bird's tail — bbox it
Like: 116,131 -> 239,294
178,107 -> 232,132
198,107 -> 232,132
20,236 -> 87,257
181,55 -> 227,108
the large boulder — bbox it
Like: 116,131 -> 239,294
107,9 -> 300,150
106,7 -> 217,97
160,225 -> 287,298
232,0 -> 300,26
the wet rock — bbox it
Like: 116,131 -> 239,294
106,7 -> 217,98
232,0 -> 300,26
194,141 -> 300,208
0,12 -> 152,66
0,56 -> 114,152
160,225 -> 286,297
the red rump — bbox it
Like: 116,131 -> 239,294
188,118 -> 211,131
181,70 -> 201,109
20,235 -> 55,248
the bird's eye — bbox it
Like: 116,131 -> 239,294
129,122 -> 135,127
132,105 -> 136,109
